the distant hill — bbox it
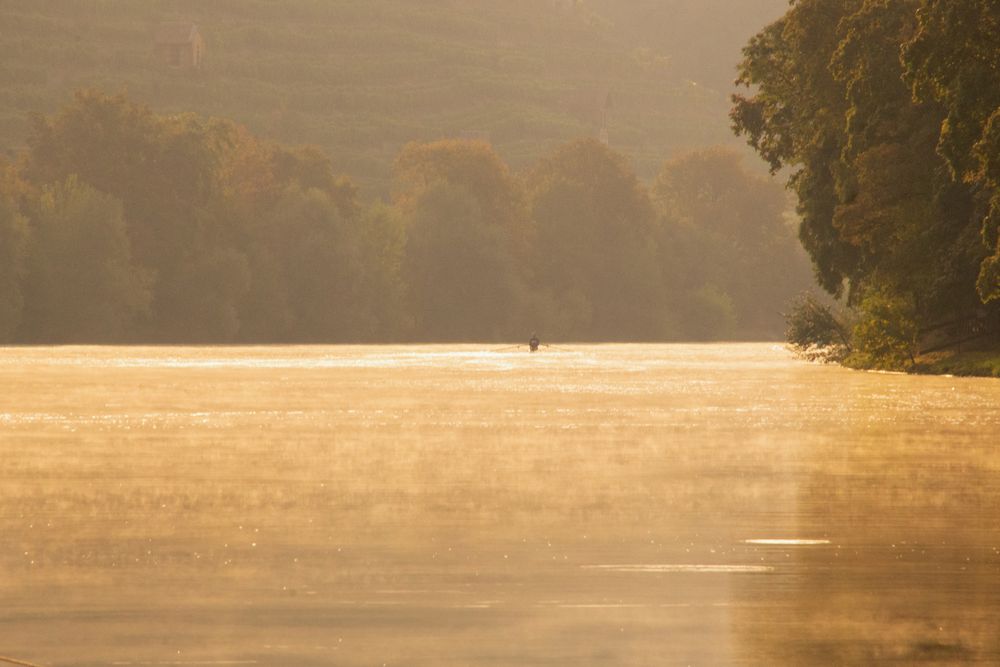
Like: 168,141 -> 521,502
585,0 -> 790,92
0,0 -> 787,196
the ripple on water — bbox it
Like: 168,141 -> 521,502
581,564 -> 775,573
742,539 -> 831,546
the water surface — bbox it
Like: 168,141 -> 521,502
2,344 -> 999,665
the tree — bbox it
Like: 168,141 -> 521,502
849,285 -> 919,370
977,117 -> 1000,301
25,90 -> 229,275
254,185 -> 365,342
731,0 -> 861,296
831,0 -> 982,323
903,0 -> 1000,303
903,0 -> 1000,181
216,125 -> 368,342
20,177 -> 150,342
0,193 -> 28,341
784,292 -> 852,361
526,139 -> 665,340
353,203 -> 409,340
155,247 -> 251,343
678,284 -> 738,342
733,0 -> 999,361
393,140 -> 531,258
21,90 -> 378,342
403,183 -> 523,341
392,140 -> 531,340
652,147 -> 810,339
0,158 -> 29,341
23,90 -> 246,338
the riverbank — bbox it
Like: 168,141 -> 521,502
911,347 -> 1000,378
839,345 -> 1000,377
818,342 -> 1000,377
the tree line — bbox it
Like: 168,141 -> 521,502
0,90 -> 808,344
732,0 -> 1000,368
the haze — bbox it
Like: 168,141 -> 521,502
0,0 -> 803,346
3,2 -> 1000,667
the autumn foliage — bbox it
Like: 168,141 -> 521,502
0,90 -> 807,343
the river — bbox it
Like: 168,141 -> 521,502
1,344 -> 999,665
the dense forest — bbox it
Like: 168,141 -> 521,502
0,1 -> 815,344
0,0 -> 788,197
733,0 -> 1000,369
0,90 -> 808,343
7,1 -> 997,358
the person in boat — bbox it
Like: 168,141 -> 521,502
529,332 -> 540,352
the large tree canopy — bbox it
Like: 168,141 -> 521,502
732,0 -> 999,344
653,147 -> 810,339
20,177 -> 150,342
903,0 -> 1000,302
527,139 -> 665,340
731,0 -> 860,296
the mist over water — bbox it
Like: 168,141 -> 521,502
2,344 -> 999,665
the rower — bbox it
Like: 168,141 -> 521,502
529,332 -> 540,352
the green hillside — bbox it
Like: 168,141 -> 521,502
0,0 -> 770,196
585,0 -> 790,93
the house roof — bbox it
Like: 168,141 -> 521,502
155,23 -> 200,45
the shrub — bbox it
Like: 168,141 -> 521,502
848,287 -> 918,371
784,292 -> 851,362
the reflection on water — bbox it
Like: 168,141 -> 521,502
1,344 -> 999,665
741,539 -> 830,546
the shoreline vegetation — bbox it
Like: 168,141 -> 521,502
0,90 -> 810,346
738,1 -> 1000,375
911,349 -> 1000,378
785,294 -> 1000,378
787,342 -> 1000,378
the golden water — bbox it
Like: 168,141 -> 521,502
2,344 -> 999,665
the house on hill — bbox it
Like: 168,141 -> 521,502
154,23 -> 205,70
